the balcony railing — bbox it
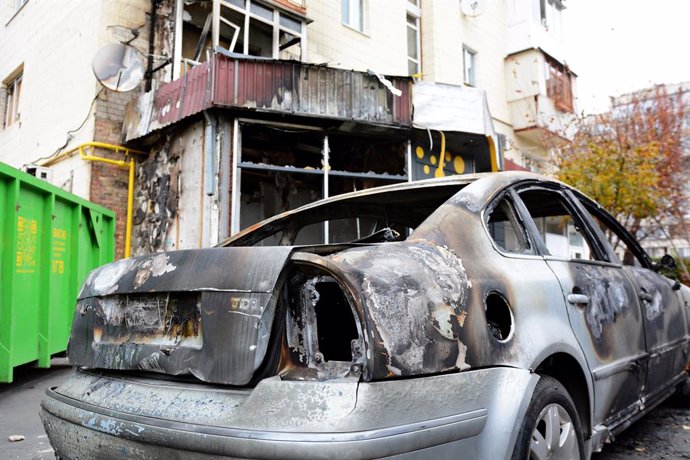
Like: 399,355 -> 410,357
124,52 -> 412,141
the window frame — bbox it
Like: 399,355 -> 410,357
231,119 -> 411,239
341,0 -> 365,33
220,0 -> 305,59
544,55 -> 573,112
570,191 -> 655,270
406,13 -> 421,76
462,45 -> 477,87
481,189 -> 540,259
406,0 -> 421,77
534,0 -> 564,32
512,183 -> 616,265
14,0 -> 28,12
176,0 -> 306,77
3,70 -> 22,129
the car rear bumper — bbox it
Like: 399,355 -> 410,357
41,367 -> 537,459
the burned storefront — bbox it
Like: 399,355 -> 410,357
123,52 -> 500,254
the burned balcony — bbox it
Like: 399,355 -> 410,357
124,52 -> 412,141
505,49 -> 577,145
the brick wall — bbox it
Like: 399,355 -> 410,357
88,0 -> 168,259
91,90 -> 137,258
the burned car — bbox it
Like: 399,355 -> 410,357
41,172 -> 690,459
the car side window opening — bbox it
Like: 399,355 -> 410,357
518,189 -> 600,261
578,199 -> 646,268
486,196 -> 533,254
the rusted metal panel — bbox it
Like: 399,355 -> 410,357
215,55 -> 411,125
214,54 -> 236,105
146,61 -> 212,133
124,54 -> 412,140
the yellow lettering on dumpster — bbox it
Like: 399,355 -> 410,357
51,227 -> 68,275
16,216 -> 38,274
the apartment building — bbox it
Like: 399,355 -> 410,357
0,0 -> 159,256
0,0 -> 577,256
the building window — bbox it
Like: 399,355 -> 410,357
533,0 -> 563,37
3,71 -> 22,129
406,14 -> 420,76
234,122 -> 408,240
545,56 -> 573,112
178,0 -> 305,75
463,46 -> 476,86
342,0 -> 365,32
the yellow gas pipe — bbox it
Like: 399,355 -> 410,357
42,142 -> 148,258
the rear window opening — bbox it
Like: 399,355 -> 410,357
224,183 -> 467,247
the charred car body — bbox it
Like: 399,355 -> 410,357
41,172 -> 690,459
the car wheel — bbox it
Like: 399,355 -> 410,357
511,375 -> 584,460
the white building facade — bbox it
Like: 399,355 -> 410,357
1,0 -> 578,256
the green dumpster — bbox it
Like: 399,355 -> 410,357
0,162 -> 115,382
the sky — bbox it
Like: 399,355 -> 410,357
563,0 -> 690,114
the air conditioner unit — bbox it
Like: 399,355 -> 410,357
23,165 -> 53,183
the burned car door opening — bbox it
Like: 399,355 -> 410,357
41,172 -> 690,460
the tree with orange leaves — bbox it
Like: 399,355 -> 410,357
550,84 -> 689,277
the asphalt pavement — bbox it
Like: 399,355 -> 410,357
0,359 -> 71,460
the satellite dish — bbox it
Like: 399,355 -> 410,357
460,0 -> 486,17
92,43 -> 145,92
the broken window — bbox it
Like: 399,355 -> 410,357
486,197 -> 532,254
545,56 -> 573,112
177,0 -> 305,75
237,123 -> 324,244
3,69 -> 22,129
518,189 -> 597,260
579,199 -> 645,267
234,123 -> 410,243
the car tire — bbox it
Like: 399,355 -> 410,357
511,375 -> 585,460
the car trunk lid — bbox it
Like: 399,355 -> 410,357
68,247 -> 293,385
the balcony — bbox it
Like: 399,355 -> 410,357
124,52 -> 412,141
505,49 -> 576,146
509,94 -> 575,144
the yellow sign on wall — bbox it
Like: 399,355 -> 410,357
414,146 -> 466,178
